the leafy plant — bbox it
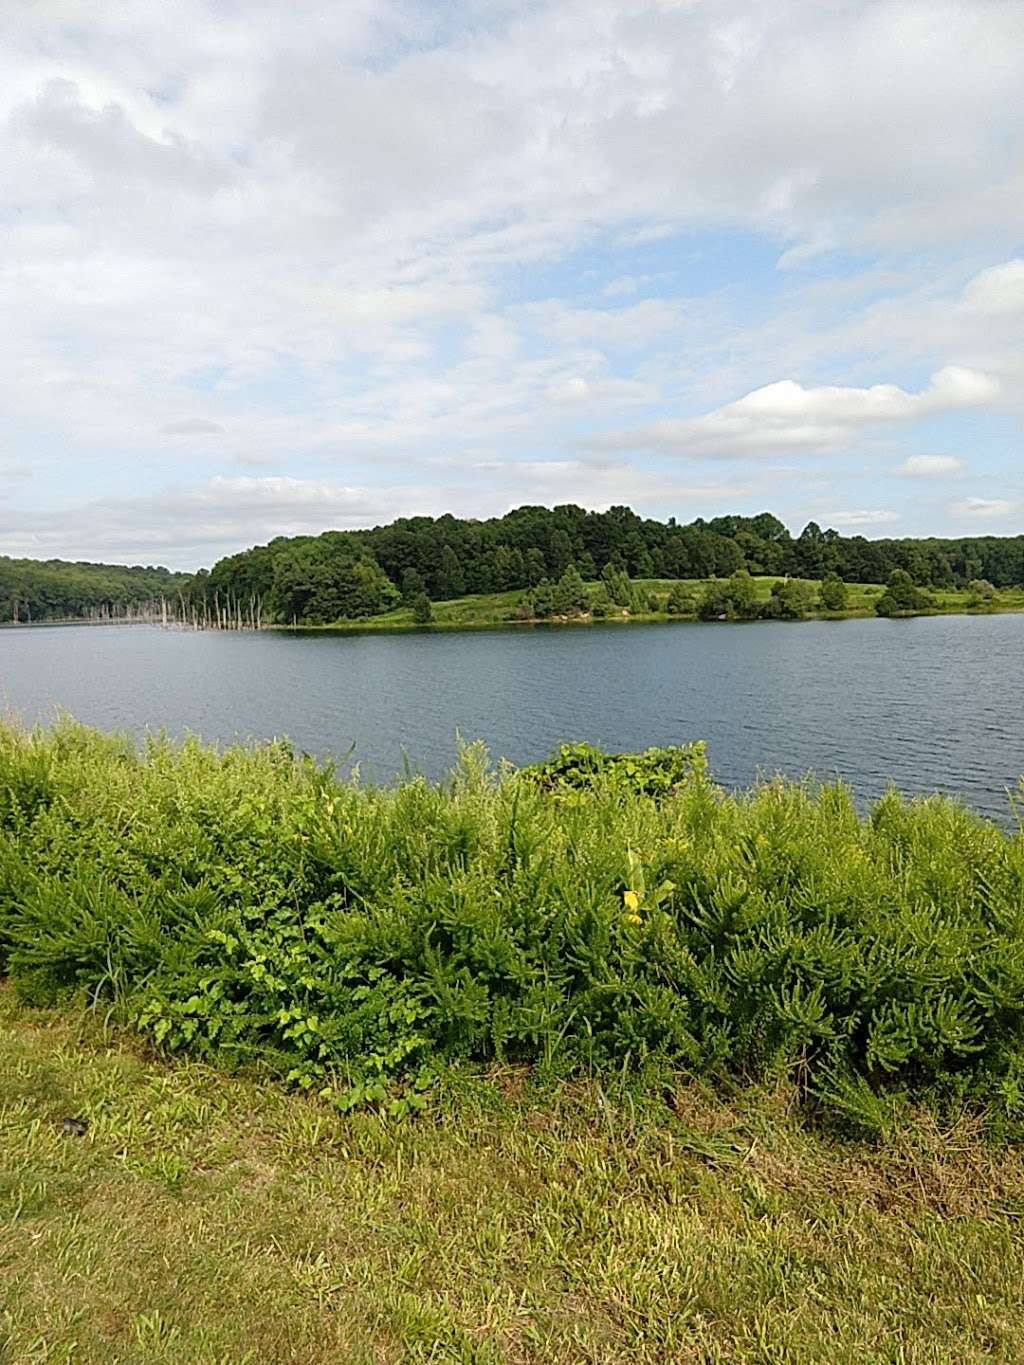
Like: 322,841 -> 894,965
2,718 -> 1024,1132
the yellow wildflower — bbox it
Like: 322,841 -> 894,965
623,889 -> 641,913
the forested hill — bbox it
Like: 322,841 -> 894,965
1,555 -> 191,624
192,506 -> 1024,626
6,508 -> 1024,627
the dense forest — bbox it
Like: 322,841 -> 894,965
4,507 -> 1023,627
187,506 -> 1024,625
0,555 -> 191,624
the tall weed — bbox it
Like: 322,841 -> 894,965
2,718 -> 1023,1129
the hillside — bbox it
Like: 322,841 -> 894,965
189,506 -> 1024,628
0,555 -> 191,625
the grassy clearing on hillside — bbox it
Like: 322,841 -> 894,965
3,722 -> 1024,1136
280,576 -> 1024,632
280,577 -> 875,630
4,993 -> 1024,1364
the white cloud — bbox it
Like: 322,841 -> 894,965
594,367 -> 998,458
161,418 -> 225,435
1,2 -> 1022,560
895,455 -> 966,478
545,376 -> 592,403
0,465 -> 781,569
957,259 -> 1024,317
953,496 -> 1018,519
823,509 -> 900,527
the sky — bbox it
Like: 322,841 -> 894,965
1,0 -> 1022,570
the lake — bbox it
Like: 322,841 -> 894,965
2,614 -> 1022,820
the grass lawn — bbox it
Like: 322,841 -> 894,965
4,989 -> 1024,1364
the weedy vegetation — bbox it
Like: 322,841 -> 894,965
2,719 -> 1024,1138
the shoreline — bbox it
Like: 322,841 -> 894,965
270,601 -> 1024,635
5,600 -> 1024,634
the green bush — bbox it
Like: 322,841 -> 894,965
875,569 -> 934,617
2,719 -> 1024,1133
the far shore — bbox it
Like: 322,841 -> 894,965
6,575 -> 1024,634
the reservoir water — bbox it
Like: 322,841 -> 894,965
2,614 -> 1022,820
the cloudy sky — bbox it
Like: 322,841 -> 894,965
2,0 -> 1022,569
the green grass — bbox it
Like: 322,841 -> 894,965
280,577 -> 1024,633
5,990 -> 1024,1363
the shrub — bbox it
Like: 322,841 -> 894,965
761,579 -> 815,620
665,582 -> 695,615
967,579 -> 997,610
410,593 -> 432,624
876,569 -> 934,617
2,720 -> 1024,1133
819,572 -> 848,612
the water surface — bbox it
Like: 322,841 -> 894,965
2,615 -> 1022,819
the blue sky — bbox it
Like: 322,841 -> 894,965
1,0 -> 1022,568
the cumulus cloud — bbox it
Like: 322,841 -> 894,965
0,477 -> 400,567
895,455 -> 966,477
1,1 -> 1022,559
593,367 -> 998,458
161,418 -> 226,435
957,259 -> 1024,317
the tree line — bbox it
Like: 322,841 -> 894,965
4,507 -> 1022,627
1,556 -> 192,625
185,506 -> 1024,625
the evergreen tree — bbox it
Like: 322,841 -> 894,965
548,528 -> 573,577
525,547 -> 547,586
553,564 -> 588,614
531,579 -> 556,616
401,567 -> 426,605
436,545 -> 465,598
411,592 -> 433,623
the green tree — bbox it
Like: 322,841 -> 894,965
525,547 -> 547,587
548,528 -> 573,577
696,581 -> 730,620
795,521 -> 826,577
601,563 -> 645,613
411,592 -> 433,623
726,569 -> 759,619
967,579 -> 996,610
269,547 -> 398,624
763,578 -> 814,620
588,585 -> 613,618
531,579 -> 556,617
436,545 -> 465,598
875,569 -> 934,617
401,567 -> 426,605
553,564 -> 588,614
818,573 -> 848,612
492,545 -> 511,590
